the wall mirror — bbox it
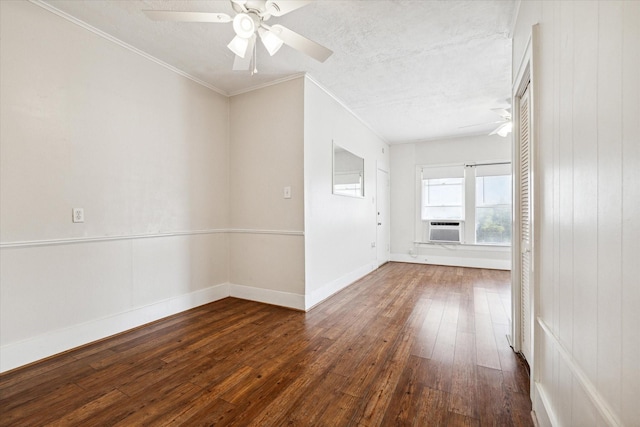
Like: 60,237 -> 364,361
333,142 -> 364,197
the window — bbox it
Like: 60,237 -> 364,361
475,173 -> 512,244
417,163 -> 512,245
422,177 -> 464,220
420,165 -> 465,220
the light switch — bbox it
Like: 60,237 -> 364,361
283,186 -> 291,199
72,208 -> 84,223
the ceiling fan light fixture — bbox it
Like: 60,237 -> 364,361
258,27 -> 283,56
496,121 -> 513,137
227,35 -> 250,58
233,13 -> 255,38
144,1 -> 330,69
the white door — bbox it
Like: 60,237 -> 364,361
518,83 -> 533,362
376,168 -> 390,267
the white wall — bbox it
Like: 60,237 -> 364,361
513,1 -> 639,426
0,1 -> 230,372
0,2 -> 392,371
303,78 -> 389,309
390,135 -> 512,269
228,78 -> 306,309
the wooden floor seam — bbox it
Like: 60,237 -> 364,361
0,262 -> 532,426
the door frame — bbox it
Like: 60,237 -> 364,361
511,24 -> 539,398
376,165 -> 390,267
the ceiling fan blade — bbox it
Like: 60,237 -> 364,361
489,122 -> 513,137
143,10 -> 232,23
230,0 -> 249,13
268,24 -> 332,62
265,0 -> 312,17
459,120 -> 506,129
232,36 -> 256,70
491,108 -> 512,119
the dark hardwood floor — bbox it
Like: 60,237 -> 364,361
0,263 -> 532,426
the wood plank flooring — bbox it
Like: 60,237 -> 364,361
0,263 -> 532,426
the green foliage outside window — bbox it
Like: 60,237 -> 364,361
476,207 -> 511,244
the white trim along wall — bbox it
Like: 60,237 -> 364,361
0,1 -> 390,372
512,1 -> 639,426
1,0 -> 231,373
390,134 -> 512,270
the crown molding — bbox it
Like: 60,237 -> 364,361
303,74 -> 390,146
227,73 -> 307,97
29,0 -> 228,96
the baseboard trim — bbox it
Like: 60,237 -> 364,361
531,411 -> 539,427
390,253 -> 511,270
305,263 -> 376,310
533,381 -> 557,427
2,266 -> 384,372
537,317 -> 622,427
229,283 -> 305,311
0,283 -> 229,373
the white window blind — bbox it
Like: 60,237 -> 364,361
474,163 -> 511,177
421,165 -> 464,179
421,165 -> 465,220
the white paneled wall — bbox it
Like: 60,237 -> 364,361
513,1 -> 639,425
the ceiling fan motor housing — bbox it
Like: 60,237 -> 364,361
231,0 -> 272,19
233,13 -> 259,38
144,0 -> 332,69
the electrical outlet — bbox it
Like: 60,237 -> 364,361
72,208 -> 84,223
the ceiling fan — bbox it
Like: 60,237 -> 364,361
460,104 -> 513,137
487,108 -> 512,137
143,0 -> 333,73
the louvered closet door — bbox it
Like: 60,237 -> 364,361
519,83 -> 532,362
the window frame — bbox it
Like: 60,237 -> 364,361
474,173 -> 512,245
421,176 -> 465,221
415,162 -> 512,246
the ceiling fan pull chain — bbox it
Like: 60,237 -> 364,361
143,0 -> 332,72
252,38 -> 258,75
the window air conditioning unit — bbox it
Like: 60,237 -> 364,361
428,221 -> 462,243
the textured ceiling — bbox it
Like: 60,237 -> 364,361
41,0 -> 516,144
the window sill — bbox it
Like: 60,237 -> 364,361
413,241 -> 511,250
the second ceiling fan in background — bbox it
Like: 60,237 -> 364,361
144,0 -> 333,73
